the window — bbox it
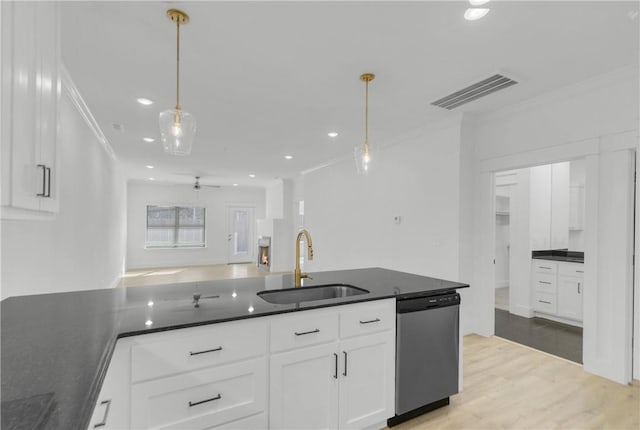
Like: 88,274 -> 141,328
146,206 -> 206,248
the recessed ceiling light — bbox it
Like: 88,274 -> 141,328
137,98 -> 154,105
143,137 -> 155,143
233,183 -> 239,187
249,174 -> 256,178
328,132 -> 338,138
145,320 -> 153,326
468,0 -> 490,6
149,177 -> 155,181
147,300 -> 154,307
464,8 -> 490,20
284,155 -> 293,160
146,165 -> 154,169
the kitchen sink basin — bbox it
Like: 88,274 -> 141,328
257,284 -> 369,305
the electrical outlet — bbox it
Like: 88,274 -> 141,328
394,216 -> 402,225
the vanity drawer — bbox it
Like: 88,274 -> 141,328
533,261 -> 558,274
131,359 -> 266,430
559,263 -> 584,277
534,291 -> 557,314
131,320 -> 266,383
339,299 -> 395,339
270,309 -> 338,353
533,273 -> 556,293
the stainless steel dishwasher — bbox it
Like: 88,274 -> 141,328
388,292 -> 460,427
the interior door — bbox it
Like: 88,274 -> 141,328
227,206 -> 254,264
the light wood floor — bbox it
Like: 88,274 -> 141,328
118,263 -> 278,287
392,335 -> 639,430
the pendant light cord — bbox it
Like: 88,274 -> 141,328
175,18 -> 181,112
364,78 -> 369,151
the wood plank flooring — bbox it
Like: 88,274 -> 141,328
118,263 -> 277,287
392,335 -> 639,430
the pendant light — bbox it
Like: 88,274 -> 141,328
355,73 -> 375,175
159,9 -> 196,156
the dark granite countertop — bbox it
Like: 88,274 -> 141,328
1,267 -> 468,430
531,250 -> 584,263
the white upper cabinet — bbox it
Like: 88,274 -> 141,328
529,162 -> 570,250
1,1 -> 61,219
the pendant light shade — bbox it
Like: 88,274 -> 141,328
160,9 -> 196,156
355,73 -> 375,175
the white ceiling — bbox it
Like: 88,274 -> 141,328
61,1 -> 639,188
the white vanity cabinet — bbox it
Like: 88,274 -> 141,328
269,299 -> 395,430
531,260 -> 584,324
1,1 -> 61,219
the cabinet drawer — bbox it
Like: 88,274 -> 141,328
131,359 -> 266,430
534,292 -> 557,314
533,273 -> 556,293
339,299 -> 395,339
533,261 -> 557,274
559,263 -> 584,278
131,320 -> 266,383
270,309 -> 338,353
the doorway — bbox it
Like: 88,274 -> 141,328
493,160 -> 586,364
227,206 -> 255,264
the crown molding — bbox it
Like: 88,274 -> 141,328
60,63 -> 117,161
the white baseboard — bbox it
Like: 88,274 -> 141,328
512,304 -> 534,318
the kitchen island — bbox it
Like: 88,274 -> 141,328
1,267 -> 468,430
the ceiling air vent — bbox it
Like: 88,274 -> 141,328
431,74 -> 518,110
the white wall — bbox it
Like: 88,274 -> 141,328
1,88 -> 127,299
302,122 -> 462,281
126,182 -> 265,269
469,66 -> 639,383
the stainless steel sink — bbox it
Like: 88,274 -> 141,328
257,284 -> 369,305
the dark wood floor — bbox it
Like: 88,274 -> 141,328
494,308 -> 583,363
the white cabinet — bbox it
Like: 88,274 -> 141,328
569,185 -> 585,230
529,163 -> 570,250
1,1 -> 60,219
531,260 -> 584,324
557,264 -> 584,321
87,341 -> 131,430
269,300 -> 395,430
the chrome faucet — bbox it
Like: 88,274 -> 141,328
294,229 -> 314,287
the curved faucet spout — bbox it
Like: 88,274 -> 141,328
294,229 -> 314,287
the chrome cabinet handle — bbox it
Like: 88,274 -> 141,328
294,329 -> 319,336
343,351 -> 348,376
540,266 -> 552,270
189,346 -> 222,356
359,318 -> 380,324
539,300 -> 552,304
539,281 -> 551,285
576,270 -> 584,273
578,282 -> 581,294
93,399 -> 111,428
189,393 -> 221,407
333,353 -> 338,379
45,167 -> 51,197
36,164 -> 46,197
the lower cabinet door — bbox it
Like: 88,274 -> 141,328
558,276 -> 583,321
269,343 -> 339,430
131,358 -> 266,430
338,331 -> 395,430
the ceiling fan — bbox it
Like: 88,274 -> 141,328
193,176 -> 220,190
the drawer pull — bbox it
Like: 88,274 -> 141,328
189,346 -> 223,356
578,282 -> 581,294
93,399 -> 111,428
539,281 -> 552,285
576,270 -> 584,273
359,318 -> 381,324
538,300 -> 552,304
294,328 -> 320,336
343,351 -> 348,376
539,266 -> 552,270
188,393 -> 221,407
333,353 -> 338,379
37,164 -> 47,197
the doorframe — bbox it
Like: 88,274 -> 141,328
225,205 -> 255,264
477,132 -> 638,383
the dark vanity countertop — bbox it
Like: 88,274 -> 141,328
1,267 -> 468,430
531,250 -> 584,263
